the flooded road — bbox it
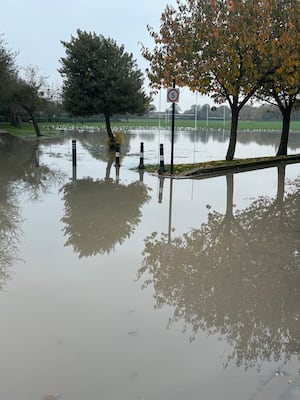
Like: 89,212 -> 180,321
1,129 -> 300,400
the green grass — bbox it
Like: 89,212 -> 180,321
62,118 -> 300,131
1,118 -> 300,139
144,155 -> 300,176
0,122 -> 65,139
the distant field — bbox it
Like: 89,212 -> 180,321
44,118 -> 300,132
48,119 -> 300,131
1,119 -> 300,137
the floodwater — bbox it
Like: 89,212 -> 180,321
1,128 -> 300,400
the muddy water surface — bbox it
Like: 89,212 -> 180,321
1,129 -> 300,400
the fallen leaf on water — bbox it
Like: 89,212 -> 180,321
45,393 -> 61,400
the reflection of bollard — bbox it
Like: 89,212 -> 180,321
139,169 -> 144,183
35,145 -> 39,167
115,142 -> 120,167
72,140 -> 77,167
72,166 -> 77,182
158,176 -> 164,203
115,165 -> 120,184
138,142 -> 145,169
158,144 -> 166,175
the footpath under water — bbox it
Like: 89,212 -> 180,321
1,129 -> 300,400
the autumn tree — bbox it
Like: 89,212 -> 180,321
59,30 -> 150,148
256,0 -> 300,156
142,0 -> 286,160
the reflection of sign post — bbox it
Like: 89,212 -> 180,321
167,82 -> 179,175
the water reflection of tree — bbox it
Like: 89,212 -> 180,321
138,167 -> 300,369
74,130 -> 132,162
186,130 -> 300,153
61,171 -> 150,257
0,133 -> 66,286
0,184 -> 22,287
0,133 -> 66,201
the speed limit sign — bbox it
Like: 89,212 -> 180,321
167,87 -> 180,103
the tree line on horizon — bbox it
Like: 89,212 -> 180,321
0,30 -> 150,145
0,0 -> 299,159
149,102 -> 300,122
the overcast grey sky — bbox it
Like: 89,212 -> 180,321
1,0 -> 213,111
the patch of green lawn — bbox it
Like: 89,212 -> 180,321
144,155 -> 300,176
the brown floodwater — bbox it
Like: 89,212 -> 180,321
1,128 -> 300,400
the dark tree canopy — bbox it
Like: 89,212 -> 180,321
0,35 -> 17,104
9,66 -> 48,136
59,30 -> 150,146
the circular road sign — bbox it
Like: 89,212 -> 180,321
167,88 -> 180,103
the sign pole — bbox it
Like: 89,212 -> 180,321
170,79 -> 176,175
167,80 -> 179,176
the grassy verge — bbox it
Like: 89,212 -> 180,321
0,122 -> 65,140
2,119 -> 300,136
144,155 -> 300,176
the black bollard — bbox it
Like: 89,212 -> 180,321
138,142 -> 145,169
158,143 -> 166,175
115,142 -> 120,167
72,140 -> 77,167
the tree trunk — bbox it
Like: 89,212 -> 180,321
9,109 -> 21,128
226,106 -> 239,161
24,107 -> 42,137
276,108 -> 291,156
105,113 -> 116,149
31,114 -> 42,137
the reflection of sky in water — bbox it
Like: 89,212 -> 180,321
1,130 -> 300,400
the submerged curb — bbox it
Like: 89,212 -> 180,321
177,154 -> 300,179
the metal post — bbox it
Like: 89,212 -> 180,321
158,144 -> 166,175
194,92 -> 198,131
72,140 -> 77,167
170,79 -> 176,175
138,142 -> 145,169
115,142 -> 120,167
206,105 -> 209,127
168,178 -> 174,243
